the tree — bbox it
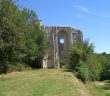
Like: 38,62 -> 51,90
0,0 -> 49,73
69,40 -> 103,82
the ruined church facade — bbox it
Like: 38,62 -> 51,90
42,26 -> 83,68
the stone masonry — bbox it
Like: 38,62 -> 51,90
42,26 -> 83,68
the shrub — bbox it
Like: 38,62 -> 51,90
69,40 -> 104,82
59,58 -> 66,68
7,63 -> 30,72
76,62 -> 90,83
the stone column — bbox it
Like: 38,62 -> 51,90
56,30 -> 60,68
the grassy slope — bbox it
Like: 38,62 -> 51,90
86,81 -> 110,96
0,69 -> 109,96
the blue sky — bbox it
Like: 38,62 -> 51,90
17,0 -> 110,53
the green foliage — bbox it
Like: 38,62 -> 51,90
0,0 -> 49,73
59,58 -> 66,68
7,62 -> 30,72
69,40 -> 103,82
76,62 -> 90,83
69,40 -> 110,82
100,53 -> 110,80
87,54 -> 103,81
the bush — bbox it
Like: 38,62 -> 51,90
69,40 -> 104,82
59,58 -> 66,68
76,62 -> 90,83
7,63 -> 30,72
101,63 -> 110,80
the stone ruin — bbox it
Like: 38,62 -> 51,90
42,26 -> 83,68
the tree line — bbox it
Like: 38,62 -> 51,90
0,0 -> 49,73
69,40 -> 110,83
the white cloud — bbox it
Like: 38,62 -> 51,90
74,5 -> 89,13
74,5 -> 110,19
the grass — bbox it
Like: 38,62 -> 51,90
0,69 -> 110,96
86,81 -> 110,96
0,69 -> 81,96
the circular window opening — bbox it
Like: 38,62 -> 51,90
60,38 -> 64,44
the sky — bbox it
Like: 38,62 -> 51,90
17,0 -> 110,53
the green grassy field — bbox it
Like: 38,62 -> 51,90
0,69 -> 109,96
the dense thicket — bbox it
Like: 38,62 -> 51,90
99,53 -> 110,80
69,40 -> 110,83
0,0 -> 49,73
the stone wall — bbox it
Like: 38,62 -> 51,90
42,26 -> 83,68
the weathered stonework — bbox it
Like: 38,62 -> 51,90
42,26 -> 83,68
